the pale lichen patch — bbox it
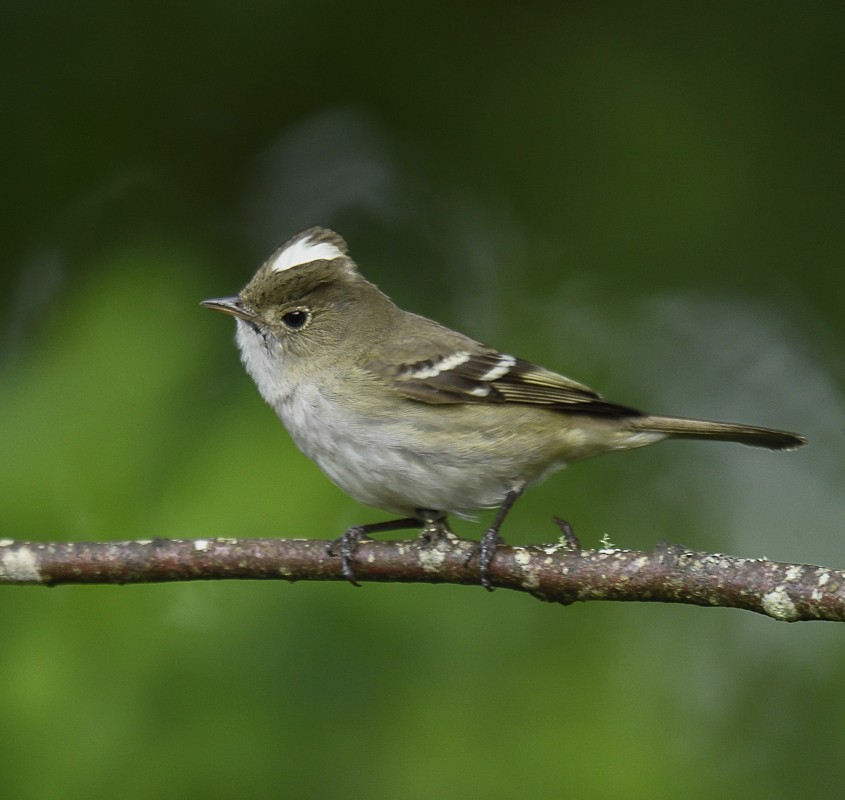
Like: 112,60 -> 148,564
513,550 -> 540,590
0,547 -> 41,583
418,547 -> 445,572
193,539 -> 210,552
0,539 -> 15,547
761,586 -> 799,622
522,573 -> 540,591
785,565 -> 803,582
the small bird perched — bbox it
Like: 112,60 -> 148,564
202,227 -> 806,588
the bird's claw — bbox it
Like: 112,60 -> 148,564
464,527 -> 504,591
326,527 -> 370,586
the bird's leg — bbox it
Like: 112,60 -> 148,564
465,486 -> 524,590
327,516 -> 425,586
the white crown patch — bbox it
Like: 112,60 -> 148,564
269,234 -> 346,273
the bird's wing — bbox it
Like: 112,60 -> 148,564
364,317 -> 642,417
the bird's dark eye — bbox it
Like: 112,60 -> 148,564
281,308 -> 311,330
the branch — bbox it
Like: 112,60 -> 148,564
0,533 -> 842,622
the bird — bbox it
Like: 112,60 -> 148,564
202,226 -> 806,588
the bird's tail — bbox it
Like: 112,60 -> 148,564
629,415 -> 806,451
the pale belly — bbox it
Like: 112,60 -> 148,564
276,385 -> 662,517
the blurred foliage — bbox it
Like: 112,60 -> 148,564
1,1 -> 844,797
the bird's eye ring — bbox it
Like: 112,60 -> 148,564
281,308 -> 311,330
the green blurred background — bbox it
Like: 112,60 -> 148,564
1,1 -> 843,797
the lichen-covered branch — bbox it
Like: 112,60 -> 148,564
0,534 -> 842,622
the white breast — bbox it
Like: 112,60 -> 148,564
274,382 -> 523,517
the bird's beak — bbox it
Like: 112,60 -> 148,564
200,296 -> 260,323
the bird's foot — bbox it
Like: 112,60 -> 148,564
464,527 -> 504,591
326,526 -> 372,587
327,515 -> 432,585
